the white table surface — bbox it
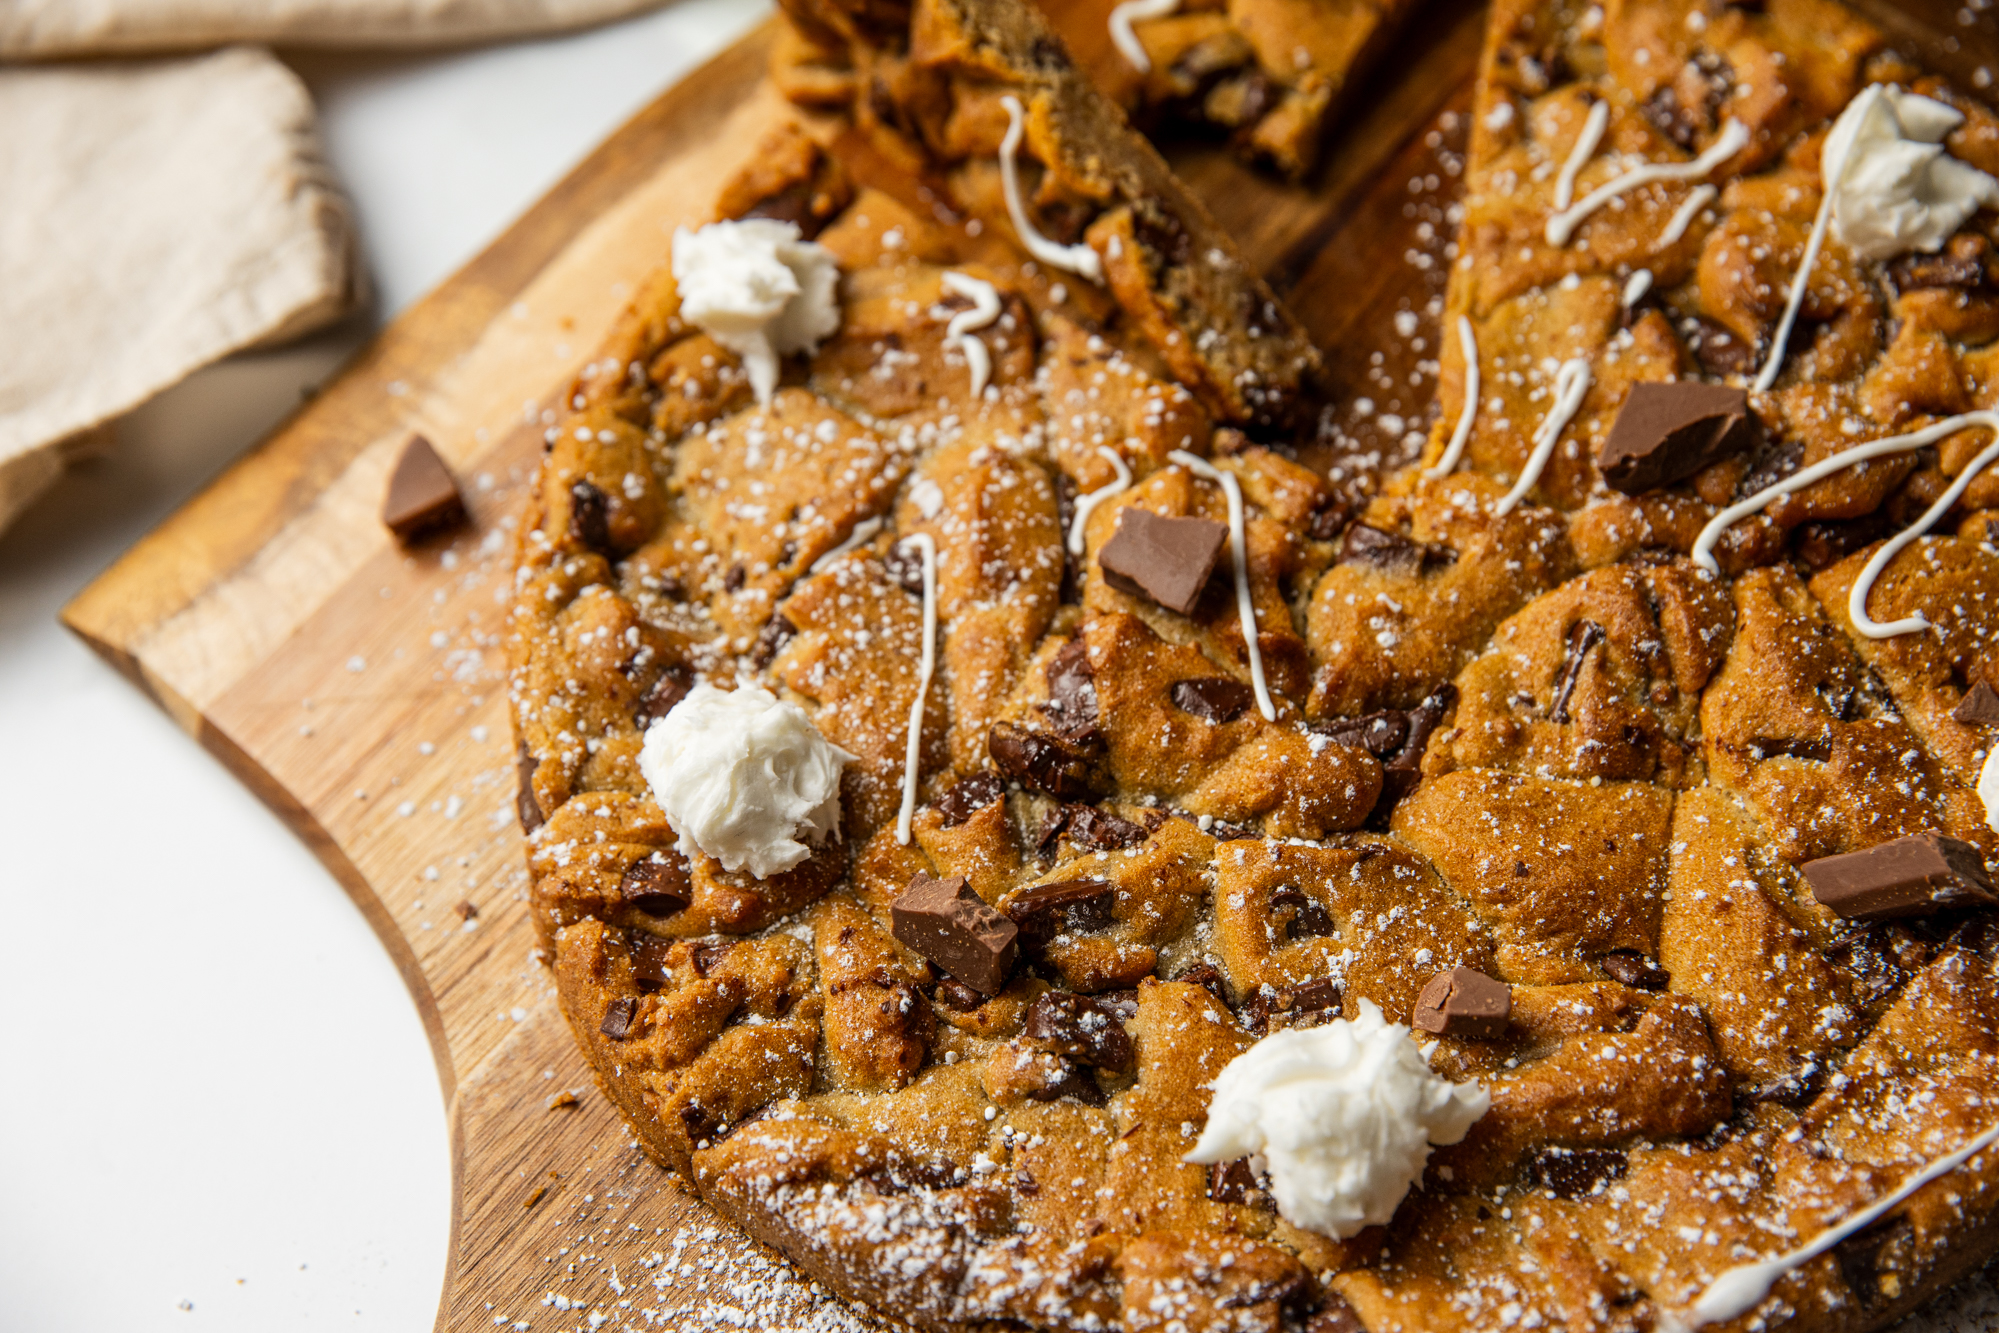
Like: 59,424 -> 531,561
0,3 -> 768,1327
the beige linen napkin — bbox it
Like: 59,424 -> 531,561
0,46 -> 358,530
0,0 -> 670,55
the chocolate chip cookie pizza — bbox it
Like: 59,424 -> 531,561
774,0 -> 1416,179
509,0 -> 1999,1328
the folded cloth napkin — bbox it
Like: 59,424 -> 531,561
0,0 -> 670,55
0,46 -> 358,531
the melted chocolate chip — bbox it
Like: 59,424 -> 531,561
723,561 -> 747,593
1599,382 -> 1761,495
1749,734 -> 1834,762
1307,493 -> 1355,543
1028,1055 -> 1106,1105
1551,620 -> 1606,724
1792,512 -> 1895,572
382,434 -> 466,541
1098,508 -> 1228,615
1803,833 -> 1999,923
936,771 -> 1007,827
1208,1158 -> 1260,1204
1955,681 -> 1999,726
631,935 -> 676,990
1174,962 -> 1234,1011
621,854 -> 691,918
1890,235 -> 1988,293
1171,677 -> 1256,724
600,996 -> 638,1040
891,873 -> 1019,996
1314,711 -> 1408,757
569,480 -> 612,554
690,938 -> 734,977
1306,1293 -> 1367,1333
516,740 -> 545,834
743,181 -> 837,238
989,722 -> 1099,800
1245,976 -> 1342,1034
933,977 -> 987,1011
751,616 -> 796,669
1600,950 -> 1669,991
1042,638 -> 1100,744
1688,317 -> 1758,378
1025,991 -> 1135,1072
1006,878 -> 1116,954
1525,1146 -> 1627,1198
1062,804 -> 1149,851
1272,888 -> 1336,941
632,667 -> 690,732
1376,685 -> 1455,810
1340,523 -> 1426,577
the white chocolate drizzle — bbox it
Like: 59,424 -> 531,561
999,96 -> 1105,283
1109,0 -> 1178,73
1168,450 -> 1276,721
1688,1118 -> 1999,1326
1553,98 -> 1609,211
1692,412 -> 1998,579
1657,182 -> 1716,249
808,516 -> 884,575
1753,154 -> 1845,393
1622,269 -> 1654,308
1494,357 -> 1591,516
1546,119 -> 1747,246
940,271 -> 1002,397
1980,746 -> 1999,833
1068,445 -> 1134,555
1424,316 -> 1481,478
895,532 -> 938,845
1850,429 -> 1999,637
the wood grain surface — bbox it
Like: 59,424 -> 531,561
59,2 -> 1999,1328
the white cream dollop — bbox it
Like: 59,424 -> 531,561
1184,1000 -> 1489,1239
638,683 -> 856,880
1825,84 -> 1999,261
669,219 -> 841,406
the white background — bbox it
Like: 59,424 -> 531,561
0,2 -> 768,1327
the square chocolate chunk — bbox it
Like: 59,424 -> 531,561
1598,381 -> 1761,495
1097,508 -> 1228,615
1954,681 -> 1999,726
892,873 -> 1019,996
1802,833 -> 1999,923
1411,966 -> 1511,1038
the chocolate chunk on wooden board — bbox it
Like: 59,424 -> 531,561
1803,834 -> 1998,922
1097,508 -> 1228,615
382,434 -> 465,541
890,873 -> 1018,995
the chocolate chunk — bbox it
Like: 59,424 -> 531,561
723,561 -> 746,593
1599,382 -> 1762,495
1025,991 -> 1135,1072
1377,684 -> 1455,810
1688,317 -> 1757,378
1550,619 -> 1606,724
1340,523 -> 1427,577
1955,681 -> 1999,725
1208,1158 -> 1260,1204
569,480 -> 612,553
1062,804 -> 1149,852
989,722 -> 1099,800
1041,638 -> 1100,744
1524,1146 -> 1627,1198
937,771 -> 1007,826
933,977 -> 987,1011
690,938 -> 734,977
1055,475 -> 1082,605
1828,923 -> 1938,1008
743,181 -> 837,238
1642,84 -> 1700,150
1803,833 -> 1999,923
1272,888 -> 1336,941
1098,508 -> 1228,615
1174,961 -> 1234,1010
1749,734 -> 1834,762
1027,1055 -> 1106,1105
382,434 -> 466,541
1890,235 -> 1987,293
1600,950 -> 1669,991
1737,436 -> 1804,500
1792,512 -> 1895,571
1005,878 -> 1115,953
600,996 -> 638,1040
621,854 -> 691,918
633,666 -> 690,732
883,541 -> 925,594
1305,1293 -> 1366,1333
1171,677 -> 1256,724
1314,710 -> 1408,757
1834,1214 -> 1914,1306
1247,976 -> 1342,1033
891,873 -> 1019,996
516,740 -> 545,834
750,615 -> 796,669
631,935 -> 676,989
1411,967 -> 1511,1038
1308,493 -> 1354,543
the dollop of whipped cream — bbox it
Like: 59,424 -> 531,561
669,219 -> 840,406
637,682 -> 856,879
1185,999 -> 1490,1239
1825,84 -> 1999,261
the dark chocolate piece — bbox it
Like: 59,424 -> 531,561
1005,878 -> 1116,953
1062,804 -> 1149,851
1307,492 -> 1354,543
1550,619 -> 1606,724
1955,681 -> 1999,726
621,854 -> 691,918
1748,734 -> 1834,762
1174,962 -> 1234,1011
1314,710 -> 1407,757
989,722 -> 1099,800
933,977 -> 987,1011
1891,234 -> 1988,293
569,479 -> 612,553
1041,638 -> 1100,744
1599,950 -> 1669,991
1171,678 -> 1256,724
1803,833 -> 1999,923
1599,382 -> 1762,495
1688,317 -> 1757,378
891,873 -> 1019,996
516,740 -> 545,834
1272,888 -> 1336,941
1098,508 -> 1228,615
1377,685 -> 1455,810
690,938 -> 734,977
631,935 -> 676,989
1025,991 -> 1135,1072
1305,1293 -> 1366,1333
382,434 -> 466,541
600,996 -> 638,1040
1411,967 -> 1511,1038
1524,1146 -> 1627,1199
751,615 -> 796,669
633,667 -> 690,732
1247,976 -> 1343,1033
1026,1055 -> 1106,1105
936,771 -> 1007,827
1792,512 -> 1895,572
1208,1158 -> 1260,1204
1341,523 -> 1426,577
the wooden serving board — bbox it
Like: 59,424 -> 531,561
60,3 -> 1999,1328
